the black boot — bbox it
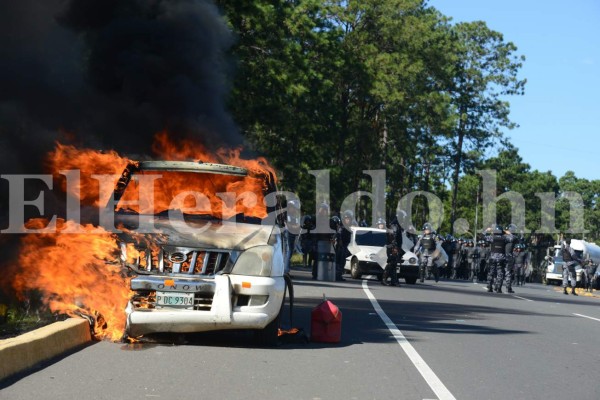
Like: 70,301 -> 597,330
487,284 -> 493,293
563,287 -> 568,295
495,287 -> 502,294
571,287 -> 578,296
507,287 -> 515,294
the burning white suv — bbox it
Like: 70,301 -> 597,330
113,160 -> 286,344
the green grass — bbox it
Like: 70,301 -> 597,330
0,304 -> 57,340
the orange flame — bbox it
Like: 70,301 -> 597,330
10,219 -> 129,341
47,143 -> 131,207
6,131 -> 278,341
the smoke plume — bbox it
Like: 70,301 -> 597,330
0,0 -> 238,176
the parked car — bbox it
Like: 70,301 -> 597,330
343,227 -> 420,284
114,160 -> 286,345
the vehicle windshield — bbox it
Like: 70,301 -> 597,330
115,169 -> 269,221
355,231 -> 387,247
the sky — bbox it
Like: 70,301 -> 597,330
430,0 -> 600,181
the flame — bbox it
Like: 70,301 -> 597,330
5,131 -> 278,341
47,143 -> 131,207
152,131 -> 277,178
9,219 -> 129,341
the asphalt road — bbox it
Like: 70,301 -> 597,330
2,267 -> 600,400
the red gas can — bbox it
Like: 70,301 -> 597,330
310,298 -> 342,343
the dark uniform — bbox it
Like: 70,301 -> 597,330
486,225 -> 514,293
467,241 -> 481,283
382,219 -> 402,286
583,260 -> 596,292
513,245 -> 527,286
561,239 -> 580,295
415,224 -> 439,283
451,239 -> 463,279
502,225 -> 516,293
335,211 -> 354,281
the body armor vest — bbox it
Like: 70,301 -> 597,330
421,235 -> 436,250
562,246 -> 573,262
491,234 -> 505,254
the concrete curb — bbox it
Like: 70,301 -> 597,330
0,318 -> 92,382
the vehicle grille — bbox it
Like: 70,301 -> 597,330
129,246 -> 230,275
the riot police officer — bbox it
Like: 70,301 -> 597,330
513,244 -> 527,286
451,238 -> 463,279
415,223 -> 439,283
467,239 -> 481,283
382,218 -> 402,286
335,210 -> 355,281
485,224 -> 512,293
503,224 -> 517,293
561,238 -> 580,295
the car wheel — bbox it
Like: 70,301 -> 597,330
405,277 -> 417,285
350,258 -> 362,279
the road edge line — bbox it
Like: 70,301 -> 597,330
362,280 -> 456,400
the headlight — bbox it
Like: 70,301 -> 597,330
369,253 -> 377,261
409,257 -> 417,264
230,245 -> 274,277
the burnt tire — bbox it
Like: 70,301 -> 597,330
350,258 -> 362,279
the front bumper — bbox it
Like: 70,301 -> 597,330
125,274 -> 285,337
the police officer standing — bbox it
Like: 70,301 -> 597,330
335,210 -> 355,281
502,224 -> 517,293
513,244 -> 527,286
415,223 -> 439,283
451,238 -> 462,279
467,240 -> 481,283
561,238 -> 580,295
485,224 -> 512,293
382,218 -> 402,286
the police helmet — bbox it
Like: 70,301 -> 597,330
342,209 -> 354,219
301,215 -> 314,229
376,218 -> 386,228
505,223 -> 517,234
329,215 -> 341,230
492,224 -> 503,234
422,222 -> 434,234
287,199 -> 300,209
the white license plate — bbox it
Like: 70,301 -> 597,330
156,291 -> 195,307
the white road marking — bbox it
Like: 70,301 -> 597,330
512,295 -> 534,302
362,280 -> 456,400
573,313 -> 600,322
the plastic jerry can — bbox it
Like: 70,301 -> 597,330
310,297 -> 342,343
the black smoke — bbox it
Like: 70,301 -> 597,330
0,0 -> 238,176
0,0 -> 241,231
